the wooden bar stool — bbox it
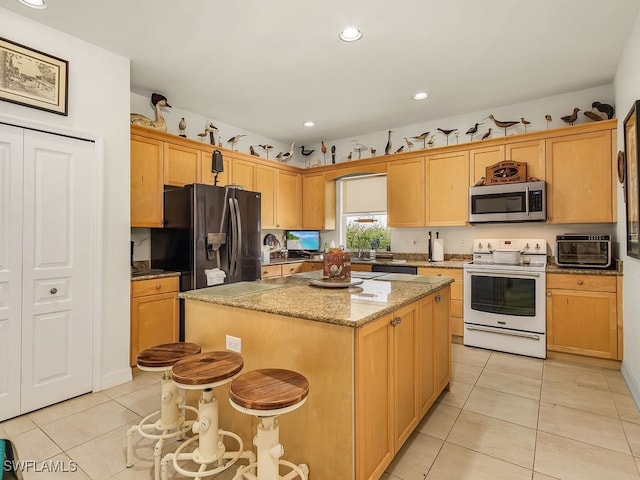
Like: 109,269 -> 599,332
160,351 -> 255,480
229,369 -> 310,480
126,342 -> 201,480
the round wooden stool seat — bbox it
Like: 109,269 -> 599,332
229,368 -> 309,412
136,342 -> 201,369
171,351 -> 243,389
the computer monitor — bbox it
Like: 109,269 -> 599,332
285,230 -> 321,253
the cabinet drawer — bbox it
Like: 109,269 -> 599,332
450,282 -> 463,300
282,262 -> 304,276
261,264 -> 282,278
418,267 -> 462,282
131,277 -> 179,297
546,273 -> 616,293
451,299 -> 463,318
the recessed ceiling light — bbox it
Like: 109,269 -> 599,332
303,121 -> 315,128
17,0 -> 47,9
339,26 -> 362,42
412,92 -> 429,100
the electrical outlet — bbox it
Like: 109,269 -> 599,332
411,237 -> 418,245
226,335 -> 242,353
458,237 -> 466,247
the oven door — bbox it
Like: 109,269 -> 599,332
463,267 -> 546,333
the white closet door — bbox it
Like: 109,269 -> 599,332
0,124 -> 24,420
20,130 -> 95,412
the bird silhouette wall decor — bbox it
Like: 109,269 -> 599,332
249,145 -> 260,157
205,122 -> 218,145
520,117 -> 531,133
385,130 -> 393,155
545,115 -> 552,128
258,144 -> 274,159
584,111 -> 604,122
227,134 -> 246,151
592,102 -> 614,119
404,137 -> 414,150
485,115 -> 519,135
130,93 -> 171,132
331,145 -> 336,164
437,128 -> 458,145
481,128 -> 493,140
465,123 -> 482,142
411,131 -> 430,148
561,108 -> 580,126
352,140 -> 368,159
321,141 -> 327,164
178,117 -> 187,137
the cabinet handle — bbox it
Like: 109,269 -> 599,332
155,284 -> 161,290
391,317 -> 402,326
435,294 -> 442,302
577,280 -> 584,285
50,287 -> 58,295
547,292 -> 552,297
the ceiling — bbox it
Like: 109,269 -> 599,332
2,0 -> 639,145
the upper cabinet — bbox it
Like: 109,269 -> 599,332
505,139 -> 545,181
545,129 -> 614,223
302,172 -> 336,230
469,145 -> 504,186
258,166 -> 302,229
163,143 -> 201,187
230,156 -> 256,191
131,134 -> 164,227
426,150 -> 469,226
387,156 -> 426,227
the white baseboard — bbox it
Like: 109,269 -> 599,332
621,360 -> 640,411
99,367 -> 132,391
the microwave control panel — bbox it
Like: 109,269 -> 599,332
529,190 -> 544,212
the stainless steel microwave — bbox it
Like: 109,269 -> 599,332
556,234 -> 612,268
469,180 -> 546,223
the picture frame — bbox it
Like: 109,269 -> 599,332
624,100 -> 640,259
0,37 -> 68,116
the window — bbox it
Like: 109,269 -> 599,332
340,175 -> 391,250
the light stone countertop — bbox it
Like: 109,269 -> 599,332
179,270 -> 454,328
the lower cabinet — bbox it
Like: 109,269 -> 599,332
130,277 -> 179,366
546,273 -> 618,360
261,262 -> 304,278
418,267 -> 463,337
355,288 -> 450,480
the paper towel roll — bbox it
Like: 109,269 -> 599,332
432,239 -> 444,262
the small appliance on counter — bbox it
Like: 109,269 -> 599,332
555,234 -> 612,268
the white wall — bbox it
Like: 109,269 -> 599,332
614,10 -> 640,407
1,7 -> 132,387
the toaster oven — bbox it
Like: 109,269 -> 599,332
555,234 -> 612,268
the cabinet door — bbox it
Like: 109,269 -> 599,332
393,304 -> 419,448
281,261 -> 304,276
418,267 -> 463,337
505,139 -> 545,181
545,130 -> 613,223
256,165 -> 277,229
232,157 -> 256,191
130,291 -> 179,366
469,145 -> 504,185
417,297 -> 436,417
163,143 -> 201,187
302,173 -> 336,230
356,314 -> 393,480
434,288 -> 451,392
546,288 -> 617,359
276,170 -> 302,229
200,150 -> 231,187
387,156 -> 426,227
131,134 -> 164,227
426,150 -> 470,226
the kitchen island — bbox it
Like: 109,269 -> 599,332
181,271 -> 453,480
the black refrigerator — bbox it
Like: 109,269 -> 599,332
151,184 -> 262,335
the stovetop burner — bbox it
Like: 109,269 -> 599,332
465,238 -> 548,272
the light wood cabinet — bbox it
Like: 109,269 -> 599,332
426,150 -> 470,226
351,263 -> 373,272
355,288 -> 450,480
131,134 -> 164,227
276,170 -> 302,229
261,261 -> 305,278
545,130 -> 614,223
231,156 -> 256,191
469,145 -> 504,185
302,173 -> 336,230
505,139 -> 545,180
256,165 -> 277,228
302,261 -> 323,272
163,142 -> 201,187
387,156 -> 426,227
130,277 -> 179,366
546,273 -> 618,359
418,267 -> 463,337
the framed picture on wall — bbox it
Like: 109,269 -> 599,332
0,37 -> 68,116
624,100 -> 640,259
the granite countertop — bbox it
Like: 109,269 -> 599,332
130,270 -> 181,281
179,270 -> 454,328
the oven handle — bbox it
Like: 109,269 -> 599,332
466,324 -> 541,340
465,269 -> 541,278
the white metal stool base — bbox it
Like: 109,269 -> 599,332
161,387 -> 254,480
126,369 -> 197,480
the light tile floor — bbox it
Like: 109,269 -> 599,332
2,344 -> 640,479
